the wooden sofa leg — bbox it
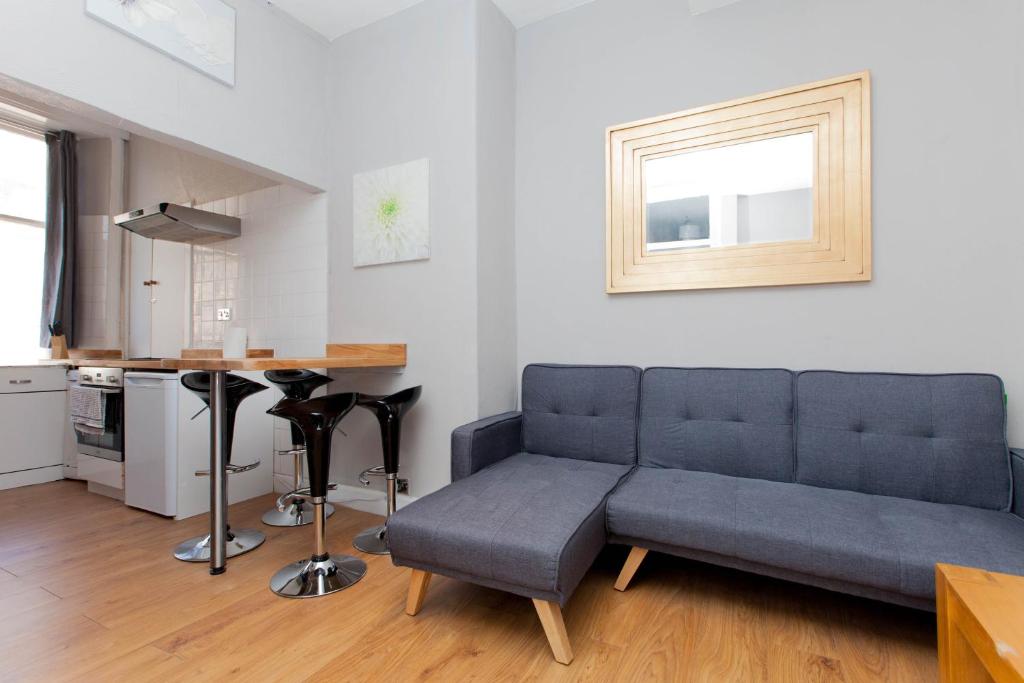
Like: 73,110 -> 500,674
406,570 -> 432,616
614,546 -> 649,592
532,599 -> 574,665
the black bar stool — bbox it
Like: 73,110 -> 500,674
174,372 -> 268,562
262,370 -> 335,527
353,386 -> 422,555
267,392 -> 366,598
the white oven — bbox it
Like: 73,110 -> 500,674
70,366 -> 125,497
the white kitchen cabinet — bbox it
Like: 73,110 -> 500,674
128,233 -> 190,359
0,367 -> 67,490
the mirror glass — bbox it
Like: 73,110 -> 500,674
644,132 -> 814,253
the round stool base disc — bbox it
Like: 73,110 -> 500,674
173,529 -> 266,562
353,524 -> 389,555
270,554 -> 367,598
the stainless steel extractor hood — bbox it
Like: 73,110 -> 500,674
114,203 -> 241,244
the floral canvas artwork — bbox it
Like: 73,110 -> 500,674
353,159 -> 430,267
86,0 -> 236,86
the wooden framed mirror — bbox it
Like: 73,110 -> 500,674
606,72 -> 871,293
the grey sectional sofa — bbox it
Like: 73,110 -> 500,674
388,364 -> 1023,664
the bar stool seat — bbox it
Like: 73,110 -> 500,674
353,386 -> 422,555
174,372 -> 268,563
262,369 -> 335,527
268,392 -> 366,598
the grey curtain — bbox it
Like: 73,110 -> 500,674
40,130 -> 77,348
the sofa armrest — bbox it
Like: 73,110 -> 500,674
1012,448 -> 1024,517
451,411 -> 523,482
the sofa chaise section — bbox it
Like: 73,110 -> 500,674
388,364 -> 641,664
387,452 -> 631,604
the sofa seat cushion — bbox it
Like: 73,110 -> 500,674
606,467 -> 1024,600
388,453 -> 631,604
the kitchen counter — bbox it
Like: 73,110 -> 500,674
0,360 -> 71,368
70,359 -> 169,370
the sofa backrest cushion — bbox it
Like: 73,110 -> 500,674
796,371 -> 1009,510
522,364 -> 641,466
639,367 -> 795,481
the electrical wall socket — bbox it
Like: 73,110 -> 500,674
216,308 -> 231,321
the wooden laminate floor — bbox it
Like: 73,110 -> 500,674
0,481 -> 937,681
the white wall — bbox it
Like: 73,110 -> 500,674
475,0 -> 519,416
0,0 -> 328,190
75,137 -> 124,350
127,135 -> 278,208
515,0 -> 1024,441
326,0 -> 517,497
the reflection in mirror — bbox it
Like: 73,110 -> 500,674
644,132 -> 814,254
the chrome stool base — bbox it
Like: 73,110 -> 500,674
262,501 -> 334,527
174,528 -> 266,562
270,554 -> 366,598
353,524 -> 389,555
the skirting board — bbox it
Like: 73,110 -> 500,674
273,474 -> 417,514
328,484 -> 416,516
0,465 -> 64,491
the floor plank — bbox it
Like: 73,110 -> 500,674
0,480 -> 938,681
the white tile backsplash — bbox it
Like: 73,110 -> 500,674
188,185 -> 328,490
75,215 -> 110,348
190,185 -> 328,358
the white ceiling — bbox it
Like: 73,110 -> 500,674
267,0 -> 597,40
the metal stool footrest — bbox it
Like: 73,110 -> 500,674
276,483 -> 337,511
194,460 -> 261,477
358,465 -> 387,486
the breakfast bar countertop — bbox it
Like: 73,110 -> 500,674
158,344 -> 407,371
67,344 -> 407,372
78,359 -> 168,370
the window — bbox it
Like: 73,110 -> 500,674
0,126 -> 47,361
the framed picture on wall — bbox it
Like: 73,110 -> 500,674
85,0 -> 236,86
353,159 -> 431,268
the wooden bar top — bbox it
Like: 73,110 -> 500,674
91,359 -> 166,370
69,349 -> 275,370
160,344 -> 406,371
70,344 -> 406,372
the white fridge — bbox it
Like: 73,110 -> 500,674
124,372 -> 179,515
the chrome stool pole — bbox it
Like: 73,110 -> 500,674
267,393 -> 366,598
261,447 -> 335,526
